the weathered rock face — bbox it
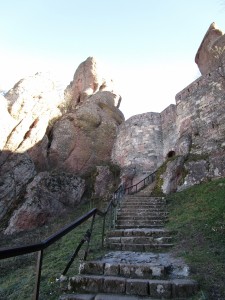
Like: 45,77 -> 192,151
162,156 -> 185,194
93,166 -> 117,201
0,153 -> 36,222
64,57 -> 116,110
48,90 -> 124,174
1,73 -> 62,167
0,57 -> 124,234
195,22 -> 225,75
4,171 -> 85,234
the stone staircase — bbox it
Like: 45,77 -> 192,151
59,195 -> 199,299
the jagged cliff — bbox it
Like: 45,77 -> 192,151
0,57 -> 124,234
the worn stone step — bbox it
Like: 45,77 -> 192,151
79,260 -> 168,279
117,216 -> 168,222
117,209 -> 168,214
106,243 -> 174,251
124,196 -> 165,200
106,236 -> 172,245
115,225 -> 164,229
118,208 -> 167,213
122,200 -> 164,204
119,205 -> 166,210
59,294 -> 159,300
116,220 -> 165,226
107,228 -> 174,238
69,275 -> 199,298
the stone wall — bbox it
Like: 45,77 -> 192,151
112,66 -> 225,183
112,112 -> 163,175
160,104 -> 178,158
175,69 -> 225,155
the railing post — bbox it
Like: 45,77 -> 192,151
33,249 -> 43,300
84,213 -> 96,261
102,215 -> 106,248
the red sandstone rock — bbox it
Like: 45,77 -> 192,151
4,171 -> 85,234
48,91 -> 124,174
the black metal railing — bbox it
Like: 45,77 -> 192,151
113,170 -> 157,201
0,169 -> 156,299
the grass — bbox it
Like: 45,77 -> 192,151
0,200 -> 112,300
166,178 -> 225,300
1,178 -> 225,299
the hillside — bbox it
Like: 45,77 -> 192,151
0,178 -> 225,299
167,178 -> 225,300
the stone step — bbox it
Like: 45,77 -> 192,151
118,208 -> 168,213
59,294 -> 159,300
116,220 -> 165,227
107,228 -> 174,238
115,225 -> 164,229
117,209 -> 168,216
106,243 -> 174,251
119,205 -> 166,209
122,200 -> 165,204
69,275 -> 199,298
106,236 -> 172,245
124,196 -> 165,200
79,260 -> 168,279
116,216 -> 168,222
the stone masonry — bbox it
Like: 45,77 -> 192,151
112,23 -> 225,185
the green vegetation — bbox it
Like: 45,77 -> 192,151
166,178 -> 225,299
1,176 -> 225,299
0,200 -> 112,300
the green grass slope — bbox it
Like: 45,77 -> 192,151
166,178 -> 225,300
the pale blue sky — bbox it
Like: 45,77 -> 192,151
1,0 -> 225,119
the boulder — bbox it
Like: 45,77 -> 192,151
0,153 -> 36,221
162,156 -> 185,194
93,166 -> 117,201
178,159 -> 209,192
4,171 -> 85,234
48,91 -> 124,174
1,73 -> 63,165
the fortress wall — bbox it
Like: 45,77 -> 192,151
175,70 -> 225,154
111,112 -> 163,173
160,104 -> 178,158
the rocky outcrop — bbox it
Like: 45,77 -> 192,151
64,57 -> 116,110
4,73 -> 62,153
0,57 -> 124,234
4,171 -> 85,234
0,153 -> 36,222
195,22 -> 225,75
48,91 -> 124,174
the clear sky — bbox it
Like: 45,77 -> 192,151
1,0 -> 225,119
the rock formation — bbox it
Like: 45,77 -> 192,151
4,171 -> 85,234
0,57 -> 124,234
195,22 -> 225,75
48,90 -> 124,174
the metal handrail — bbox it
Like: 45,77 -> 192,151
114,170 -> 157,199
0,169 -> 156,299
